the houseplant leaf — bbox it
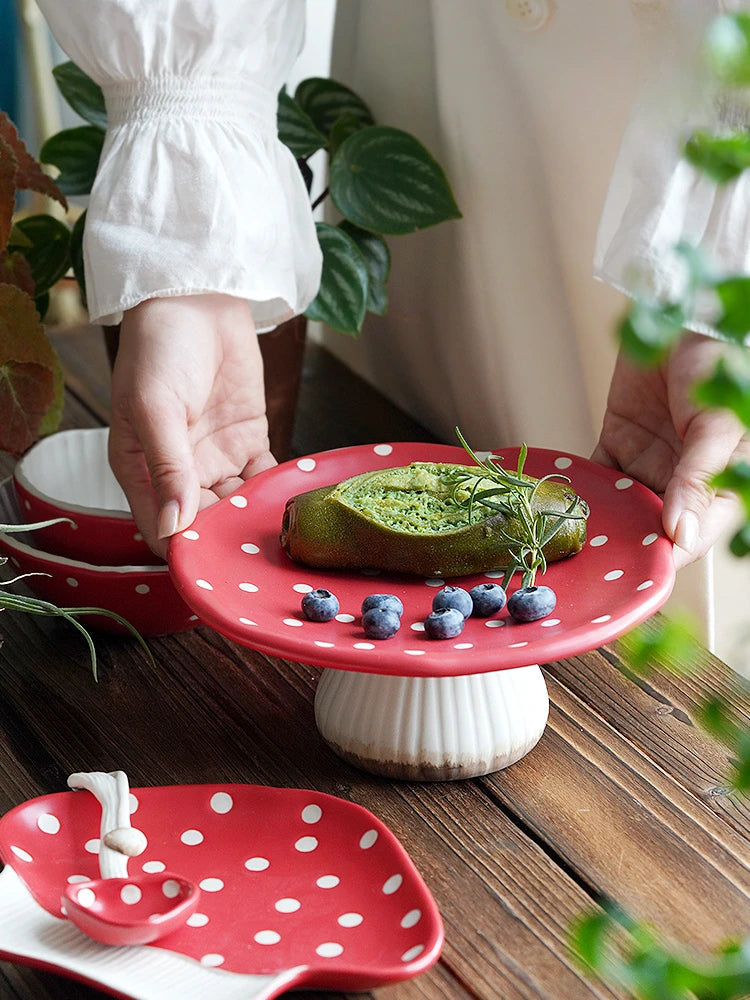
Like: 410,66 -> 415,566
277,90 -> 326,157
329,126 -> 462,235
339,220 -> 390,315
714,275 -> 750,342
13,215 -> 71,297
0,135 -> 17,250
52,61 -> 107,129
0,250 -> 35,297
70,209 -> 87,307
0,113 -> 67,210
40,125 -> 104,196
294,77 -> 374,137
684,130 -> 750,184
305,222 -> 369,335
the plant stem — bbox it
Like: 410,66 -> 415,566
311,186 -> 330,212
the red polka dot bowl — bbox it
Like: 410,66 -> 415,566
0,478 -> 198,636
13,427 -> 160,565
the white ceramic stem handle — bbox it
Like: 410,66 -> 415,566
67,771 -> 146,879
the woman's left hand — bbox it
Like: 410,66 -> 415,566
592,332 -> 748,569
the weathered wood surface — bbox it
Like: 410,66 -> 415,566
0,326 -> 747,1000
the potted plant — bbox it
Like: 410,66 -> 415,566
37,64 -> 462,458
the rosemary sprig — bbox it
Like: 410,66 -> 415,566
451,427 -> 586,587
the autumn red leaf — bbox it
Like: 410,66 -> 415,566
0,250 -> 35,297
0,112 -> 67,212
0,135 -> 17,250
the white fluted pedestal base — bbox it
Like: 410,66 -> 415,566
314,664 -> 549,781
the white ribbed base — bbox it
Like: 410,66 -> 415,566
314,665 -> 549,780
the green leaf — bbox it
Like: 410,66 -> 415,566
712,461 -> 750,516
328,112 -> 368,156
338,220 -> 390,314
329,126 -> 462,234
704,13 -> 750,87
70,210 -> 87,307
693,354 -> 750,428
52,62 -> 107,129
618,300 -> 685,366
13,214 -> 71,296
729,520 -> 750,558
684,130 -> 750,184
305,221 -> 369,335
294,77 -> 374,138
569,912 -> 610,969
7,223 -> 32,249
38,347 -> 65,438
700,698 -> 750,790
277,89 -> 326,158
39,125 -> 104,196
34,291 -> 50,320
714,276 -> 750,341
618,616 -> 699,676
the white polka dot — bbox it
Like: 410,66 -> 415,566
314,640 -> 335,648
540,618 -> 561,627
293,583 -> 313,593
283,618 -> 304,627
120,884 -> 142,905
210,792 -> 233,814
637,580 -> 654,591
589,535 -> 608,547
199,878 -> 224,892
425,578 -> 444,587
316,942 -> 344,958
142,860 -> 166,873
642,533 -> 658,546
454,642 -> 474,649
295,836 -> 318,853
411,622 -> 425,632
401,909 -> 422,928
484,570 -> 505,579
245,857 -> 270,871
129,794 -> 139,814
23,499 -> 30,510
404,649 -> 426,656
302,804 -> 322,824
508,641 -> 528,649
133,532 -> 142,541
37,813 -> 60,835
182,530 -> 200,540
402,944 -> 425,962
238,582 -> 258,592
615,477 -> 634,490
316,875 -> 339,888
200,954 -> 225,967
187,912 -> 209,927
196,579 -> 213,590
591,614 -> 612,624
84,839 -> 100,854
354,642 -> 375,650
66,577 -> 78,588
135,583 -> 150,595
554,456 -> 573,469
297,458 -> 317,472
335,613 -> 355,623
239,618 -> 258,626
604,570 -> 624,581
373,444 -> 393,456
10,846 -> 32,862
67,874 -> 89,884
240,542 -> 259,554
359,829 -> 378,849
181,829 -> 204,846
255,930 -> 281,945
76,887 -> 96,908
162,880 -> 181,899
275,898 -> 301,913
338,912 -> 363,927
484,620 -> 505,629
230,495 -> 248,508
382,874 -> 403,895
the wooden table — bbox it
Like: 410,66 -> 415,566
0,326 -> 748,1000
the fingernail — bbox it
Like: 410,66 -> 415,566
157,500 -> 181,539
674,510 -> 699,553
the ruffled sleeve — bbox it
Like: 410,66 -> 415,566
36,0 -> 321,331
594,1 -> 750,344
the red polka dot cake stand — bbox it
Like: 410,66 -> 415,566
168,443 -> 676,781
0,779 -> 443,998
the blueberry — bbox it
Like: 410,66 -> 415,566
507,585 -> 556,623
361,593 -> 404,618
432,586 -> 473,619
424,607 -> 465,639
362,607 -> 401,639
469,582 -> 507,617
301,588 -> 340,622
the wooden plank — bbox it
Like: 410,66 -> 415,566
482,673 -> 750,951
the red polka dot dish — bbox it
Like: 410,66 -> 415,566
168,443 -> 676,675
0,783 -> 443,997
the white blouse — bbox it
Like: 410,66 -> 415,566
35,0 -> 322,330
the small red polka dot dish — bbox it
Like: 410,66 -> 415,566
13,427 -> 161,565
0,783 -> 444,998
168,443 -> 676,677
0,477 -> 197,636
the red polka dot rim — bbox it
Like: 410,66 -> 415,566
168,444 -> 676,676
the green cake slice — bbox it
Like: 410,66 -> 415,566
280,461 -> 589,579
